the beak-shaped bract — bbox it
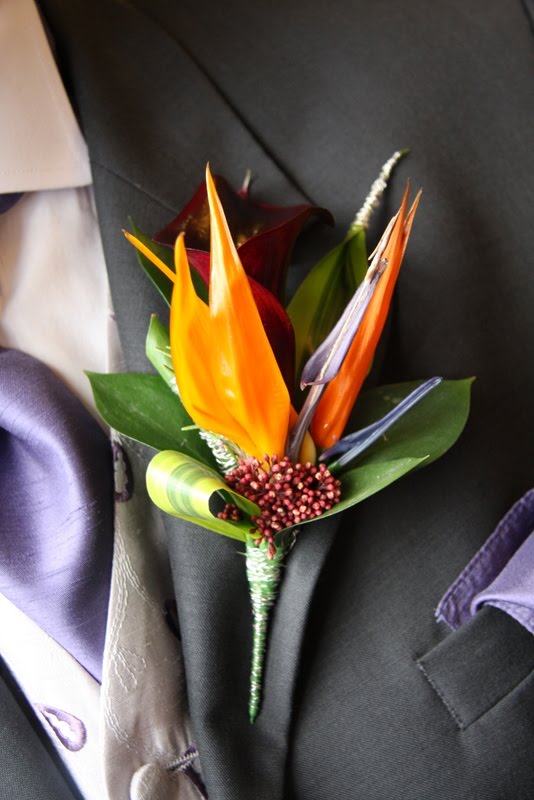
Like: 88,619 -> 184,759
202,167 -> 291,460
311,186 -> 421,448
126,167 -> 291,461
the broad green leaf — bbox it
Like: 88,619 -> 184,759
323,377 -> 442,470
147,450 -> 259,541
346,378 -> 473,469
86,371 -> 217,468
297,378 -> 472,526
145,315 -> 176,393
293,456 -> 425,532
287,226 -> 368,382
321,456 -> 427,518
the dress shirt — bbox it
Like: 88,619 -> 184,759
0,1 -> 113,795
0,3 -> 199,798
0,0 -> 113,413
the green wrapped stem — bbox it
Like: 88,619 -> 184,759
245,540 -> 287,723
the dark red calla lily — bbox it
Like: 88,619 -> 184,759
186,249 -> 295,395
155,174 -> 333,301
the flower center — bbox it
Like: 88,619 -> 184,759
220,455 -> 342,558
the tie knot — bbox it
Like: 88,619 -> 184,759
0,347 -> 114,681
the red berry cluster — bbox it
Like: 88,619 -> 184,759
218,503 -> 241,522
220,455 -> 342,557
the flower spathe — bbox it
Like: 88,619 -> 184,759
126,166 -> 291,462
203,168 -> 291,459
311,184 -> 421,447
184,248 -> 296,392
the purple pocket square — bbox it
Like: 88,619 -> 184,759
437,489 -> 534,634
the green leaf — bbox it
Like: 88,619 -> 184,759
292,456 -> 424,532
129,220 -> 174,305
296,378 -> 472,526
145,315 -> 176,393
287,226 -> 368,382
86,371 -> 217,467
129,220 -> 209,305
321,456 -> 427,518
147,450 -> 259,541
347,378 -> 474,468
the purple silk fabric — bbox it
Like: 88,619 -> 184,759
472,533 -> 534,634
437,489 -> 534,633
0,348 -> 114,681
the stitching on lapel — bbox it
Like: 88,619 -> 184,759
90,159 -> 177,215
124,0 -> 318,205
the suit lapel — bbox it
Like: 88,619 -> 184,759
40,1 -> 341,796
165,516 -> 340,798
40,0 -> 308,371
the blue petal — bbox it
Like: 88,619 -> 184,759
321,377 -> 442,469
287,383 -> 324,462
300,255 -> 388,388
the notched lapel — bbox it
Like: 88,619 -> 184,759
40,0 -> 309,369
165,513 -> 341,800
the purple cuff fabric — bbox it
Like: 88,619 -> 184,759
437,489 -> 534,633
0,192 -> 23,214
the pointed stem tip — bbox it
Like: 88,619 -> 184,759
246,540 -> 287,723
350,149 -> 409,233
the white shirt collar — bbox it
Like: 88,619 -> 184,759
0,0 -> 91,193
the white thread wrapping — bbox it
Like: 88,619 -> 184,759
245,541 -> 287,722
350,150 -> 406,232
198,430 -> 243,473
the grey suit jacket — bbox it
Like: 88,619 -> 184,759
5,0 -> 534,797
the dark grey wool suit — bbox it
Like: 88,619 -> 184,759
2,0 -> 533,797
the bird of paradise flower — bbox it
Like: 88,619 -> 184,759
89,156 -> 472,721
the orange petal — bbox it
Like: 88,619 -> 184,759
122,230 -> 177,285
206,166 -> 290,459
170,235 -> 254,448
311,186 -> 420,449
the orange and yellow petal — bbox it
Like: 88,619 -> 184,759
311,187 -> 421,448
206,166 -> 291,459
170,234 -> 255,448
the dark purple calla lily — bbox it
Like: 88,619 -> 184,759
186,249 -> 295,395
155,174 -> 333,301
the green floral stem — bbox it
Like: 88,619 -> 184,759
245,540 -> 287,723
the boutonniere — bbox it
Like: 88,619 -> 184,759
89,152 -> 472,721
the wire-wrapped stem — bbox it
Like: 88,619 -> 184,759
245,539 -> 287,723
